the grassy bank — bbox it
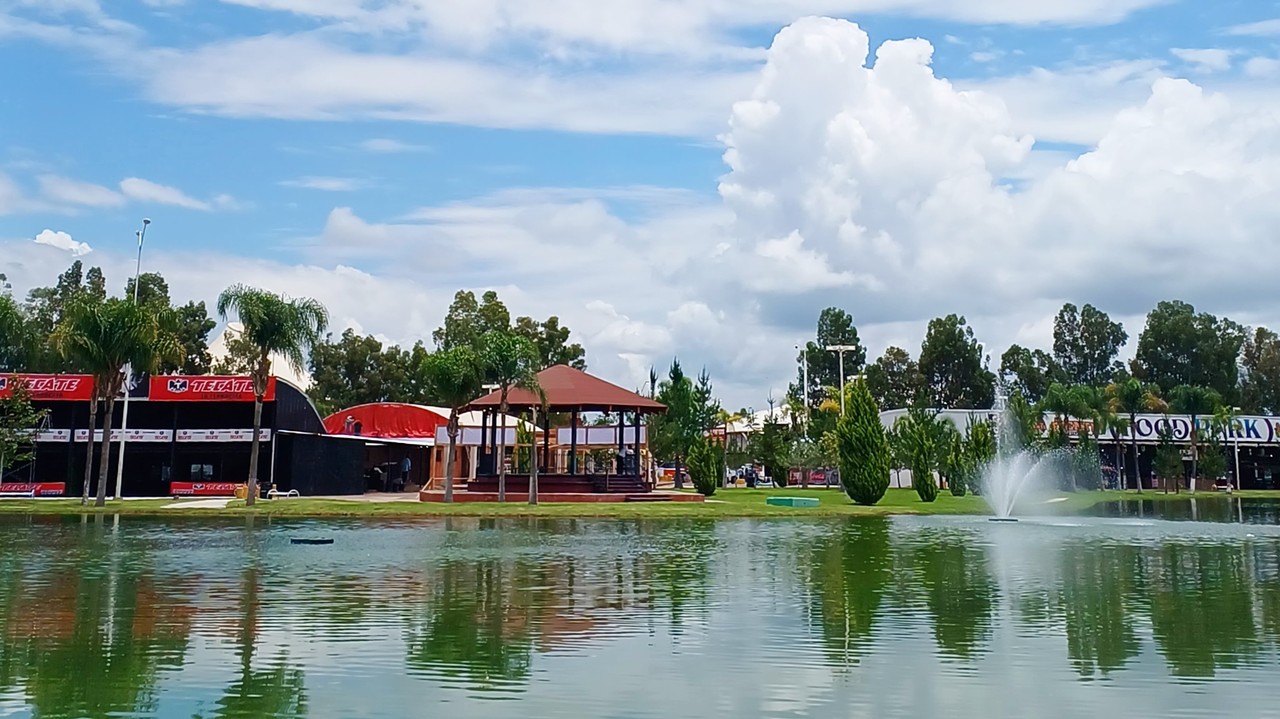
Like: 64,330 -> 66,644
0,487 -> 1269,519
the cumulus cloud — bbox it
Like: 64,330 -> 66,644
357,138 -> 428,153
34,229 -> 92,256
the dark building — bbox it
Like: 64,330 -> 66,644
1,373 -> 364,497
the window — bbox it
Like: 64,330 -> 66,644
191,464 -> 214,482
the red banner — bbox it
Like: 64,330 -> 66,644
0,483 -> 66,496
170,482 -> 241,497
150,376 -> 275,402
0,375 -> 94,402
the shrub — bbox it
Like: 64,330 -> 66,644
687,437 -> 721,497
836,382 -> 891,506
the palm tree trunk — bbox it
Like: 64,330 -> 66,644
444,413 -> 457,504
1130,412 -> 1141,493
95,395 -> 115,507
498,394 -> 508,503
247,396 -> 263,507
82,399 -> 98,506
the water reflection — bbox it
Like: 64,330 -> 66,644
3,515 -> 1280,716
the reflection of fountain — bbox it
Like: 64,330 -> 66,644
982,389 -> 1071,520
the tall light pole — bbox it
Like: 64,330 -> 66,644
114,218 -> 150,500
795,344 -> 810,432
826,345 -> 859,415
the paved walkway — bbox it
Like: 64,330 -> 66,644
162,498 -> 233,509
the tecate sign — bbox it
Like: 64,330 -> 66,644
0,374 -> 95,401
149,375 -> 275,402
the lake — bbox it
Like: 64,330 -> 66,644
3,507 -> 1280,718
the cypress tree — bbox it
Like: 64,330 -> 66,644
687,437 -> 721,497
836,381 -> 892,506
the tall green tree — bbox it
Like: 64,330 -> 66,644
217,286 -> 329,507
918,314 -> 995,409
1154,418 -> 1185,492
512,315 -> 586,370
1133,300 -> 1245,403
0,377 -> 47,480
835,381 -> 891,505
1052,303 -> 1128,387
864,346 -> 920,410
0,287 -> 34,372
999,344 -> 1061,403
418,347 -> 484,503
1240,327 -> 1280,414
478,330 -> 541,502
1106,378 -> 1165,492
433,290 -> 511,352
307,329 -> 415,414
53,299 -> 181,506
23,260 -> 108,372
789,308 -> 864,439
649,360 -> 721,490
123,272 -> 216,375
1169,384 -> 1223,492
894,406 -> 947,502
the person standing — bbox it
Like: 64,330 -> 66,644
399,455 -> 412,491
343,415 -> 355,434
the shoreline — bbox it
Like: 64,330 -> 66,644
0,488 -> 1270,520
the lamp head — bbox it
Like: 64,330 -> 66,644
142,218 -> 151,225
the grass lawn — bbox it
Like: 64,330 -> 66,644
0,486 -> 1269,519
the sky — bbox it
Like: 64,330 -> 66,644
4,0 -> 1280,409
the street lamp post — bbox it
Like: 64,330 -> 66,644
114,218 -> 150,500
825,345 -> 859,415
795,344 -> 810,432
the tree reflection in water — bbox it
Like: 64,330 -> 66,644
805,518 -> 893,667
912,530 -> 997,660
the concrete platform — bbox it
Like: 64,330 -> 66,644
419,490 -> 705,503
766,496 -> 820,507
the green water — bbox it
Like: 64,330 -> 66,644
3,511 -> 1280,718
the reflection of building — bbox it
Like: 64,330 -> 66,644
1,373 -> 364,496
878,408 -> 1280,490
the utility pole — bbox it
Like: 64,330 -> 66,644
826,345 -> 859,415
115,218 -> 150,500
795,344 -> 810,432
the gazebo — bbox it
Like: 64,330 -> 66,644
466,365 -> 666,494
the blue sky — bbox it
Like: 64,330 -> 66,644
4,0 -> 1280,405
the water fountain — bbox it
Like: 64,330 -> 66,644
981,390 -> 1070,521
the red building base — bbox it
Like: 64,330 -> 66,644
418,489 -> 704,503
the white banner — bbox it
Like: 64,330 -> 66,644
556,426 -> 646,445
37,429 -> 72,443
74,429 -> 173,443
175,429 -> 271,443
434,427 -> 515,446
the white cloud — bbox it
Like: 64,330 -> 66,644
281,176 -> 369,192
33,229 -> 92,256
1171,47 -> 1233,72
356,138 -> 427,153
119,177 -> 211,210
1244,57 -> 1280,78
1224,18 -> 1280,36
37,174 -> 124,207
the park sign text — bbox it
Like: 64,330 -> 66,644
0,374 -> 95,402
1039,414 -> 1280,446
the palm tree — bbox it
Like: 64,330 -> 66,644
418,347 -> 484,503
216,286 -> 328,507
54,299 -> 180,507
479,331 -> 541,503
1169,384 -> 1223,493
1212,405 -> 1243,490
1105,378 -> 1165,493
715,408 -> 747,486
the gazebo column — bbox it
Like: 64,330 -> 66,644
616,411 -> 624,474
542,408 -> 551,473
633,408 -> 642,478
479,410 -> 489,475
569,411 -> 579,475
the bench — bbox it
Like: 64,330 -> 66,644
267,489 -> 300,499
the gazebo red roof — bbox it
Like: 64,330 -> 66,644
469,365 -> 666,413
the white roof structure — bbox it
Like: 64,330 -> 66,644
722,405 -> 795,435
208,322 -> 311,389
